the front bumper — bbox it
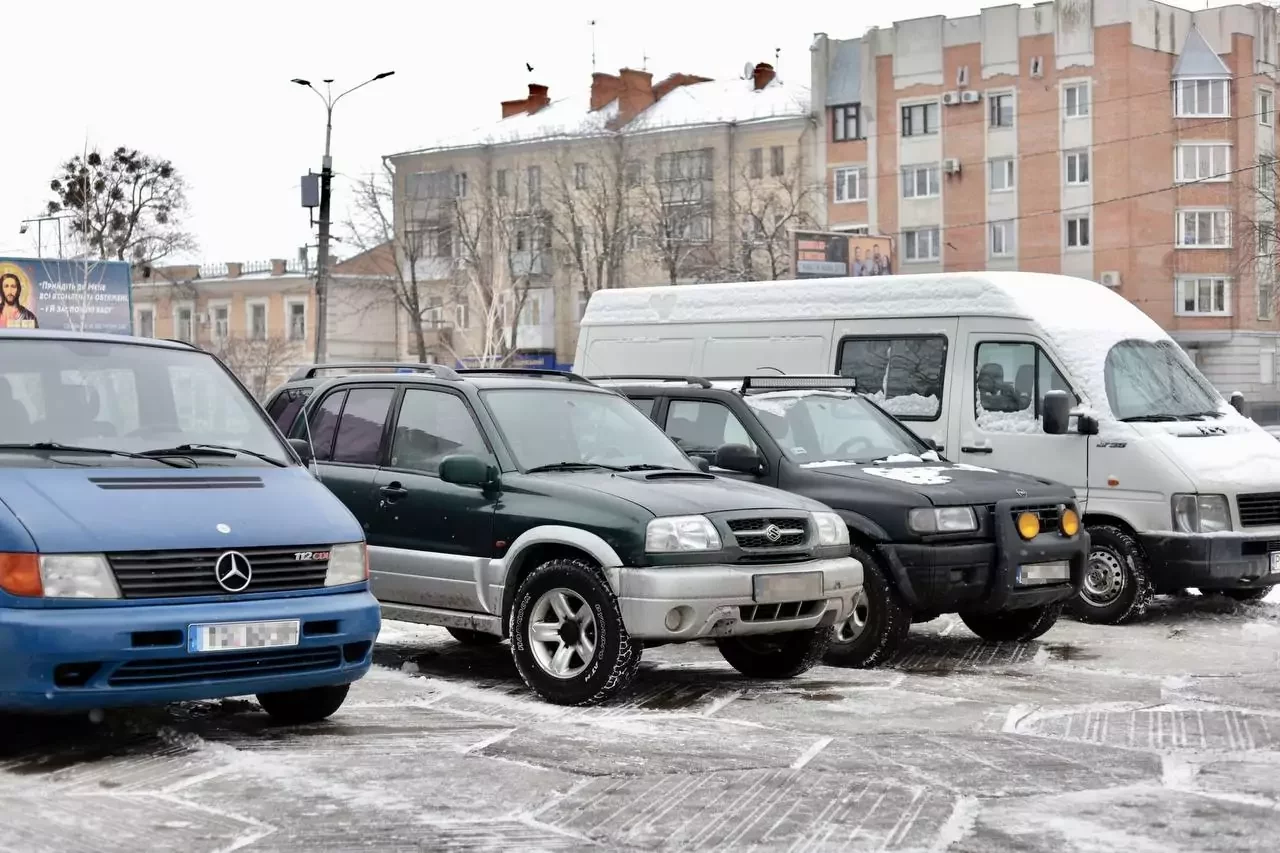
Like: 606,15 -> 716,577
1139,532 -> 1280,592
0,589 -> 381,712
609,556 -> 863,641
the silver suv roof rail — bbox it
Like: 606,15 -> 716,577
588,375 -> 712,388
288,362 -> 460,381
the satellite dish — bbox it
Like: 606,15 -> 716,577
743,61 -> 754,79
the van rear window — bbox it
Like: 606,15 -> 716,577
836,335 -> 947,420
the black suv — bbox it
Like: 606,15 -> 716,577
596,374 -> 1088,667
263,364 -> 863,706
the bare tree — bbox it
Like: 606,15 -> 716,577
212,335 -> 301,400
630,143 -> 719,285
545,136 -> 632,299
1238,154 -> 1279,320
720,145 -> 823,282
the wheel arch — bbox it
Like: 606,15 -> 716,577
496,526 -> 623,636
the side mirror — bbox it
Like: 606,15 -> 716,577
921,437 -> 939,451
1077,413 -> 1100,436
1230,391 -> 1247,415
1042,391 -> 1071,436
439,454 -> 498,489
714,443 -> 764,475
287,437 -> 314,465
688,454 -> 711,472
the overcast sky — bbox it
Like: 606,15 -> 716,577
0,0 -> 1232,264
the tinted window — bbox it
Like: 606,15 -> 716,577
975,341 -> 1077,427
267,387 -> 312,432
390,389 -> 488,474
666,400 -> 757,453
332,388 -> 394,465
309,391 -> 346,461
836,336 -> 947,420
629,397 -> 657,419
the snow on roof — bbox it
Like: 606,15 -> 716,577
581,272 -> 1176,419
395,90 -> 619,156
1172,26 -> 1231,79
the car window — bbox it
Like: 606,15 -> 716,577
629,397 -> 656,419
666,400 -> 756,453
331,388 -> 394,465
267,387 -> 311,432
308,391 -> 346,461
746,391 -> 927,464
975,341 -> 1077,429
390,389 -> 489,474
836,335 -> 946,421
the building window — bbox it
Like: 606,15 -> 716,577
1259,156 -> 1276,194
1064,150 -> 1090,185
1175,79 -> 1230,118
832,104 -> 862,141
989,158 -> 1015,192
1175,143 -> 1231,183
1065,215 -> 1091,249
1260,278 -> 1275,321
1177,210 -> 1231,248
137,307 -> 155,338
770,146 -> 785,177
495,169 -> 508,197
749,148 -> 763,179
175,306 -> 193,343
574,162 -> 588,190
625,161 -> 643,187
989,220 -> 1014,258
903,227 -> 941,262
454,171 -> 469,199
288,301 -> 306,342
1176,276 -> 1230,316
901,102 -> 940,137
989,92 -> 1014,128
833,166 -> 867,203
1064,82 -> 1090,118
901,165 -> 940,199
526,166 -> 541,205
212,304 -> 229,342
1261,89 -> 1274,127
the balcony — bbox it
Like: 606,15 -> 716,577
509,250 -> 548,278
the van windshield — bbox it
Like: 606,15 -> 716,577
0,338 -> 291,467
745,391 -> 932,464
1104,339 -> 1223,422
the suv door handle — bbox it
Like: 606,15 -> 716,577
960,445 -> 993,454
379,483 -> 409,501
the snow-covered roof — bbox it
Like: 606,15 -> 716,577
1172,26 -> 1231,79
580,272 -> 1174,420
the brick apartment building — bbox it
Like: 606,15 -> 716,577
812,0 -> 1280,412
384,63 -> 815,368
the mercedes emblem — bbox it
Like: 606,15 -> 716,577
1015,488 -> 1028,498
213,551 -> 252,592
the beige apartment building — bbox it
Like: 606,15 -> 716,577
384,62 -> 816,368
812,0 -> 1280,414
131,247 -> 398,397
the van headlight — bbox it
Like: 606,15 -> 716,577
1172,494 -> 1232,534
40,554 -> 121,599
325,542 -> 369,586
908,506 -> 978,534
811,512 -> 849,546
646,516 -> 722,552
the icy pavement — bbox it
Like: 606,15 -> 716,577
3,591 -> 1280,852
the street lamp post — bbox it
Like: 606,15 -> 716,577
19,215 -> 70,258
291,71 -> 395,365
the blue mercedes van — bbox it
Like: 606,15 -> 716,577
0,330 -> 380,723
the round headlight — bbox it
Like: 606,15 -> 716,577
1017,512 -> 1041,540
1060,507 -> 1080,537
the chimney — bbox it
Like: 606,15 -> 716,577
271,258 -> 288,276
752,62 -> 776,91
653,72 -> 712,102
501,83 -> 551,118
225,262 -> 242,279
590,72 -> 623,111
615,68 -> 655,126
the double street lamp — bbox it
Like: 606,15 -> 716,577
292,71 -> 395,364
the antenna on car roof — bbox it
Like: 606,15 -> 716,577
755,366 -> 784,374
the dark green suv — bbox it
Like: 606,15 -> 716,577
264,365 -> 863,706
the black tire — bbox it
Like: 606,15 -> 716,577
1218,588 -> 1272,603
823,543 -> 911,669
509,558 -> 640,706
716,628 -> 829,679
447,627 -> 502,646
959,603 -> 1062,642
255,683 -> 350,725
1068,524 -> 1153,625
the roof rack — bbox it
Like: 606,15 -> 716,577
740,374 -> 857,395
288,362 -> 459,381
588,375 -> 713,388
455,368 -> 593,384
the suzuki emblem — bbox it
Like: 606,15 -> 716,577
763,524 -> 783,542
214,551 -> 253,592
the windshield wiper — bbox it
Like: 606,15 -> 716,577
0,442 -> 192,469
139,443 -> 288,468
1119,414 -> 1182,422
621,464 -> 685,471
1182,410 -> 1225,419
524,461 -> 626,474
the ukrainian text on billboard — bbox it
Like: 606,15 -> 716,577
0,257 -> 132,334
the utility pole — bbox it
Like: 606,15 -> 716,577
292,71 -> 395,365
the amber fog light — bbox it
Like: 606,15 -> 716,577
1016,512 -> 1041,540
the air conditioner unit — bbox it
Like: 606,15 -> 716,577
1030,56 -> 1045,78
956,66 -> 970,87
960,90 -> 981,104
943,158 -> 962,175
942,91 -> 961,106
1100,270 -> 1122,288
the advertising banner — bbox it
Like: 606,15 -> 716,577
0,256 -> 132,334
793,231 -> 895,279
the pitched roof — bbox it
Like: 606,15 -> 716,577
1172,26 -> 1231,79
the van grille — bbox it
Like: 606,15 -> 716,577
1237,493 -> 1280,528
726,516 -> 809,549
106,545 -> 330,598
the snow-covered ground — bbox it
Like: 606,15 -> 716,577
3,590 -> 1279,852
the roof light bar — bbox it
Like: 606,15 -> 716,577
740,375 -> 857,394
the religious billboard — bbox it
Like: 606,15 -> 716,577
0,257 -> 132,334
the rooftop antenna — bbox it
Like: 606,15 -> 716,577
590,20 -> 597,71
775,47 -> 781,71
642,48 -> 648,71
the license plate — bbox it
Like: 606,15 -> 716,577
1017,561 -> 1072,585
1270,552 -> 1280,575
752,571 -> 823,603
188,620 -> 300,653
